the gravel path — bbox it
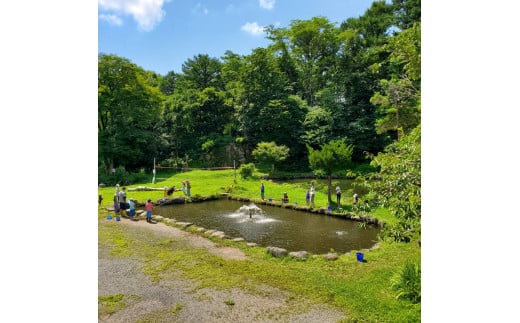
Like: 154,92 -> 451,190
99,217 -> 347,322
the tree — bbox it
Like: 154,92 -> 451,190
179,54 -> 223,91
252,142 -> 290,173
98,53 -> 163,173
368,125 -> 420,221
307,140 -> 354,205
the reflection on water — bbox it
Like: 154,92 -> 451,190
155,199 -> 380,254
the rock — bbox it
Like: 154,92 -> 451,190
232,238 -> 245,242
266,246 -> 288,258
204,229 -> 216,235
196,227 -> 206,232
211,231 -> 226,238
246,242 -> 258,247
177,222 -> 193,229
153,215 -> 164,220
289,251 -> 308,260
323,253 -> 339,261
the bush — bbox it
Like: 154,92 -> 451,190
239,163 -> 256,179
391,261 -> 421,303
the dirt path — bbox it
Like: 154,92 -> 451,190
99,217 -> 347,322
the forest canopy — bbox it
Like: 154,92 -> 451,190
98,0 -> 420,176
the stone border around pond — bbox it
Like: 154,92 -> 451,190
104,192 -> 383,261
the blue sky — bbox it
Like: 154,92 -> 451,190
98,0 -> 377,75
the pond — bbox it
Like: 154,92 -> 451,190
155,199 -> 380,254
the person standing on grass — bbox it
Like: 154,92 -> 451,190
145,199 -> 153,223
310,183 -> 315,208
185,180 -> 191,198
260,182 -> 265,200
305,189 -> 310,206
181,181 -> 187,196
119,187 -> 127,218
128,198 -> 136,220
335,185 -> 342,207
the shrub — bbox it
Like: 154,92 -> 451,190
391,261 -> 421,303
239,163 -> 256,179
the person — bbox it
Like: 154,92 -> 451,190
145,199 -> 153,223
185,179 -> 191,198
181,181 -> 187,196
98,194 -> 103,206
353,193 -> 359,204
163,186 -> 168,197
310,183 -> 315,208
113,193 -> 120,213
282,192 -> 289,203
260,182 -> 265,200
305,189 -> 310,206
335,185 -> 342,207
128,198 -> 136,220
119,187 -> 127,217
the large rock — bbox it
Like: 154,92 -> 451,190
289,251 -> 308,260
323,253 -> 339,261
266,246 -> 288,258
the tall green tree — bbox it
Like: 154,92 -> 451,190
371,22 -> 421,140
307,140 -> 354,205
179,54 -> 224,91
98,53 -> 163,173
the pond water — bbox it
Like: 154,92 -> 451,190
155,199 -> 380,254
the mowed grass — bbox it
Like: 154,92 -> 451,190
99,169 -> 344,210
98,169 -> 421,322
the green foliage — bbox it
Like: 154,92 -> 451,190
98,166 -> 150,186
98,54 -> 164,172
252,142 -> 290,172
307,140 -> 354,176
368,125 -> 420,221
391,261 -> 421,304
308,140 -> 354,204
238,163 -> 256,179
224,299 -> 235,306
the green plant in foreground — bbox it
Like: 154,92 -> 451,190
170,303 -> 184,314
224,299 -> 235,306
391,261 -> 421,304
98,294 -> 126,315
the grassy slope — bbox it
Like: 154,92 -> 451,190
98,169 -> 421,322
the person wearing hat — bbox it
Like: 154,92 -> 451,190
282,192 -> 289,203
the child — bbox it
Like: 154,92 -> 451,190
282,192 -> 289,203
305,190 -> 310,206
113,193 -> 120,213
145,199 -> 153,223
128,198 -> 136,220
353,193 -> 359,204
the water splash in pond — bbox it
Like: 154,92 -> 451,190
155,199 -> 380,254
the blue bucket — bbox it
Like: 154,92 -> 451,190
107,214 -> 112,220
356,252 -> 364,262
116,216 -> 121,222
268,198 -> 272,202
327,206 -> 332,211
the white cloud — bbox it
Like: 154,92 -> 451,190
99,14 -> 123,26
241,22 -> 265,36
98,0 -> 170,31
259,0 -> 275,10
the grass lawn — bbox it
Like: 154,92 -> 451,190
98,169 -> 421,322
